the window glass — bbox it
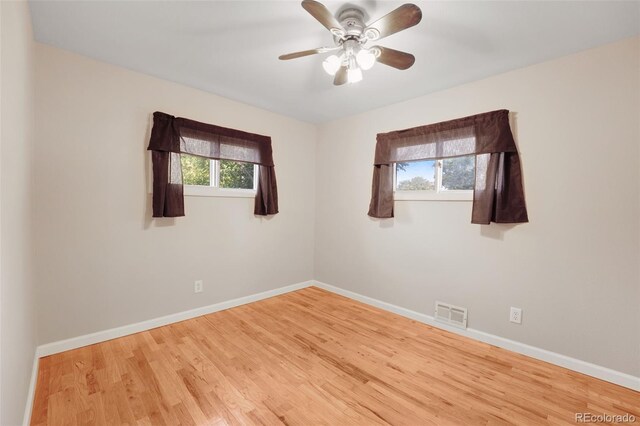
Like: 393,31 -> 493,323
181,155 -> 210,186
219,160 -> 255,189
441,155 -> 475,191
396,160 -> 436,191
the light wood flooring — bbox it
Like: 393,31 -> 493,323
31,287 -> 639,425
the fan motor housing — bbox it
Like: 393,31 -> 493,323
338,8 -> 365,37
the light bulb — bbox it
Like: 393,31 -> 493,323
347,67 -> 363,84
356,49 -> 376,70
322,55 -> 341,76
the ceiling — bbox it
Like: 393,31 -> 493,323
29,1 -> 639,123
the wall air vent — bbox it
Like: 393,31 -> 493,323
434,301 -> 468,329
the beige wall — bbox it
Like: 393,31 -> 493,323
33,45 -> 316,344
1,1 -> 38,424
314,37 -> 640,376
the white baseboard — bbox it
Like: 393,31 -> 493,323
36,280 -> 313,358
23,353 -> 39,426
313,281 -> 640,392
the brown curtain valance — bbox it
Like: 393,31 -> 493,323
368,109 -> 528,224
148,111 -> 278,217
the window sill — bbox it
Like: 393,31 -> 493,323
394,190 -> 473,201
184,185 -> 256,198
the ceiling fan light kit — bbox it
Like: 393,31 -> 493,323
356,49 -> 377,70
322,54 -> 342,75
279,0 -> 422,86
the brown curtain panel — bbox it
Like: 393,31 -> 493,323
148,111 -> 278,217
368,109 -> 528,224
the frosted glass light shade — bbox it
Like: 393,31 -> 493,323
347,67 -> 363,83
322,55 -> 341,76
356,49 -> 376,70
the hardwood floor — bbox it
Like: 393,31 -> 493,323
32,287 -> 639,425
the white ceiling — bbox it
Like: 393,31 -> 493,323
29,1 -> 639,123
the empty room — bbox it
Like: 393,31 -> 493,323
1,0 -> 639,424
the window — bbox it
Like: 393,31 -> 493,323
369,110 -> 527,222
394,155 -> 475,201
180,154 -> 258,197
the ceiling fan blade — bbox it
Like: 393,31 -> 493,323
279,46 -> 340,60
333,66 -> 348,85
301,0 -> 343,33
364,4 -> 422,41
374,46 -> 415,70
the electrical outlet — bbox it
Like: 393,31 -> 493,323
194,280 -> 203,294
510,307 -> 522,324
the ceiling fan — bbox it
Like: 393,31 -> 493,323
279,1 -> 422,85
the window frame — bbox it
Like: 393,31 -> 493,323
393,159 -> 474,202
183,159 -> 259,198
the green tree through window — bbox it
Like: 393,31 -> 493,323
180,155 -> 255,189
181,155 -> 210,186
397,176 -> 435,191
219,160 -> 254,189
442,156 -> 475,190
394,156 -> 475,194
